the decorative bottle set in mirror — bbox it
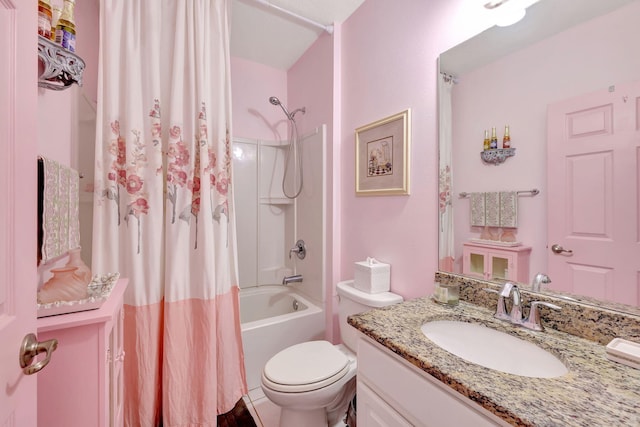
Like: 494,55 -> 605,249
482,125 -> 510,150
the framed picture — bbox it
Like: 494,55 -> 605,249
355,109 -> 411,196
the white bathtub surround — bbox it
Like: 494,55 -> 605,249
240,285 -> 324,391
233,126 -> 327,304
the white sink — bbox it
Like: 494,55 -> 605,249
421,320 -> 568,378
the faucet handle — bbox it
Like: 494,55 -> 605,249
500,282 -> 516,297
523,301 -> 561,331
289,239 -> 306,260
483,288 -> 510,321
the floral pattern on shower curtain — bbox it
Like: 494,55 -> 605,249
92,1 -> 246,426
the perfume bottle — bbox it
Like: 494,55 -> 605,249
38,0 -> 52,39
490,127 -> 498,149
483,130 -> 490,151
55,0 -> 76,52
503,125 -> 511,149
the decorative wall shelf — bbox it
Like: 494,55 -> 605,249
480,148 -> 516,165
37,36 -> 85,90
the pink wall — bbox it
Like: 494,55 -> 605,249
75,0 -> 100,103
337,0 -> 494,301
37,0 -> 99,163
451,1 -> 640,278
37,0 -> 100,283
288,32 -> 336,339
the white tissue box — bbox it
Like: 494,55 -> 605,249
354,258 -> 390,293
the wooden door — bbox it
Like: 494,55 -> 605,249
0,1 -> 39,425
547,81 -> 640,305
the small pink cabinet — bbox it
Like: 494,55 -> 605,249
462,242 -> 531,283
37,278 -> 128,427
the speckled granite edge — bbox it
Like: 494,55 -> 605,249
436,272 -> 640,345
349,297 -> 640,427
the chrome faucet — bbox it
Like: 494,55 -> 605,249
486,282 -> 562,331
282,274 -> 303,285
531,273 -> 551,292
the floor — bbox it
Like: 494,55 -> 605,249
242,388 -> 281,427
242,388 -> 351,427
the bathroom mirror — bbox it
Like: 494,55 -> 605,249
437,0 -> 640,312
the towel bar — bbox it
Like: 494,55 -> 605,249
459,188 -> 539,198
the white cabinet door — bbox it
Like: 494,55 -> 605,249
358,337 -> 509,427
357,382 -> 412,427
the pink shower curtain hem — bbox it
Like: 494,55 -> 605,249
124,287 -> 247,427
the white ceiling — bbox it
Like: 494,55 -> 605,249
230,0 -> 365,70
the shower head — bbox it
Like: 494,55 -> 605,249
269,96 -> 292,119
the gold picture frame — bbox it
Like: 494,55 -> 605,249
355,109 -> 411,196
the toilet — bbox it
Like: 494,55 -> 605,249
260,280 -> 403,427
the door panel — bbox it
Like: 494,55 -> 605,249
547,81 -> 640,305
0,1 -> 38,425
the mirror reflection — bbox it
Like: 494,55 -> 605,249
438,0 -> 640,309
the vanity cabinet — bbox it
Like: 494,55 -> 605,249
356,336 -> 510,427
37,278 -> 128,427
462,241 -> 531,283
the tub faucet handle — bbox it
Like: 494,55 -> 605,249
289,239 -> 306,260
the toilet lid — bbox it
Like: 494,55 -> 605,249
263,340 -> 349,387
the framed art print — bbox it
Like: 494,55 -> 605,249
355,109 -> 411,196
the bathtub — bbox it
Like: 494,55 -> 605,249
240,285 -> 325,392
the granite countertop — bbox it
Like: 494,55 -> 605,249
348,297 -> 640,427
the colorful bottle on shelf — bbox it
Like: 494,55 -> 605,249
483,130 -> 490,151
50,5 -> 62,41
55,0 -> 76,52
38,0 -> 53,39
490,127 -> 498,149
503,125 -> 511,149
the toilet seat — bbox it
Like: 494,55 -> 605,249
263,341 -> 350,393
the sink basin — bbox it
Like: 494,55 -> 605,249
421,320 -> 568,378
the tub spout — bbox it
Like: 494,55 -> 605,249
282,274 -> 303,285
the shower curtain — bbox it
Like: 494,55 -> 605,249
92,1 -> 246,425
438,73 -> 455,271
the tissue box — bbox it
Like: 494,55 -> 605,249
354,258 -> 390,293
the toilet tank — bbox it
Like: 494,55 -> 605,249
336,280 -> 403,352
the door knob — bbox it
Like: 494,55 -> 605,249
19,333 -> 58,375
551,244 -> 573,255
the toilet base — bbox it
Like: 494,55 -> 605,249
280,407 -> 327,427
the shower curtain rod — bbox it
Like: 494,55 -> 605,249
249,0 -> 334,34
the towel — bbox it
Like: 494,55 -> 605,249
499,191 -> 518,228
485,192 -> 500,227
39,157 -> 81,263
470,192 -> 486,226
